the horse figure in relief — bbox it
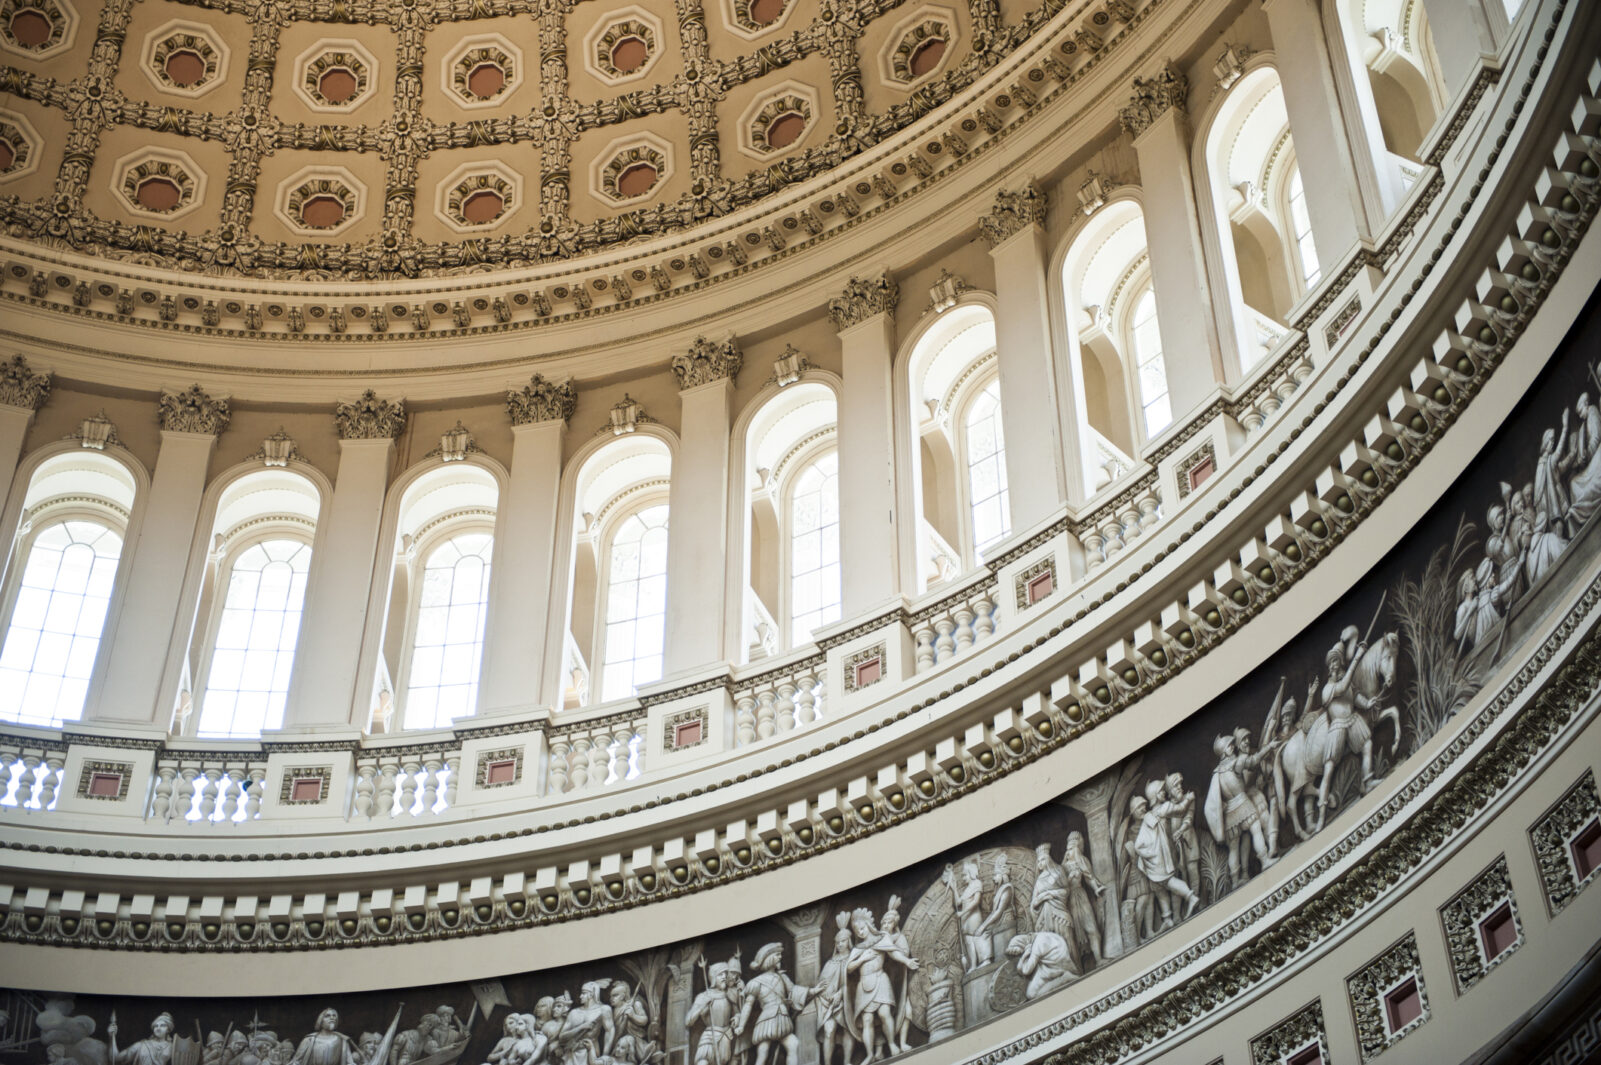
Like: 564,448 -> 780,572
1275,624 -> 1402,838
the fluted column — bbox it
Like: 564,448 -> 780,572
283,391 -> 404,731
86,386 -> 228,726
0,355 -> 50,512
1121,66 -> 1226,422
481,376 -> 574,716
1418,0 -> 1508,92
1264,0 -> 1405,257
830,273 -> 902,617
981,184 -> 1081,513
664,337 -> 740,675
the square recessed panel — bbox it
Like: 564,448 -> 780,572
87,771 -> 124,797
1286,1048 -> 1323,1065
1479,902 -> 1517,960
1384,977 -> 1422,1033
1571,818 -> 1601,879
290,777 -> 323,802
485,759 -> 517,785
1027,571 -> 1054,605
855,657 -> 882,688
1441,855 -> 1523,993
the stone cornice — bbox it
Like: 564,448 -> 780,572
0,353 -> 51,412
505,373 -> 577,425
334,389 -> 407,439
670,335 -> 744,390
156,383 -> 230,435
827,270 -> 900,330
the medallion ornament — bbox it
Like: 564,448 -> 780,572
506,374 -> 577,425
671,335 -> 743,389
0,353 -> 50,411
827,271 -> 900,330
335,390 -> 407,440
158,384 -> 230,435
1119,62 -> 1190,138
979,181 -> 1048,246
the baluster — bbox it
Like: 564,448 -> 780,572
421,757 -> 443,813
794,671 -> 818,725
953,604 -> 975,653
1119,507 -> 1142,547
934,617 -> 957,663
1080,529 -> 1107,570
1258,393 -> 1282,419
175,767 -> 199,821
586,732 -> 608,789
197,769 -> 222,821
15,755 -> 38,809
220,769 -> 245,822
0,751 -> 18,806
630,726 -> 647,779
1274,377 -> 1298,405
443,755 -> 461,809
37,756 -> 64,810
1100,518 -> 1125,557
398,761 -> 421,816
755,688 -> 778,739
244,770 -> 266,820
547,738 -> 571,794
1239,407 -> 1267,433
1138,496 -> 1161,528
569,736 -> 591,789
376,762 -> 400,816
972,595 -> 996,642
150,765 -> 176,821
774,679 -> 797,733
734,694 -> 757,746
913,623 -> 936,673
611,727 -> 633,783
353,764 -> 375,819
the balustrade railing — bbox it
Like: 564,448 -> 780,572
1074,471 -> 1163,570
731,652 -> 827,744
0,737 -> 65,811
546,711 -> 645,793
355,740 -> 461,819
910,575 -> 999,673
151,751 -> 269,823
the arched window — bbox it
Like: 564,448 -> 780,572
600,503 -> 669,702
0,520 -> 123,726
964,380 -> 1010,557
788,451 -> 841,645
1131,288 -> 1172,436
402,531 -> 492,730
195,538 -> 311,738
1286,164 -> 1320,287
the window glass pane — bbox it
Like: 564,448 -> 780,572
196,539 -> 310,738
965,381 -> 1012,558
789,454 -> 841,647
404,533 -> 494,729
600,505 -> 670,701
1288,166 -> 1321,286
0,520 -> 124,727
1131,289 -> 1173,436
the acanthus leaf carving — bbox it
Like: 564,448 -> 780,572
0,354 -> 51,411
979,181 -> 1048,247
1119,61 -> 1190,138
335,389 -> 407,439
671,335 -> 743,390
506,373 -> 578,425
827,270 -> 899,330
158,383 -> 231,435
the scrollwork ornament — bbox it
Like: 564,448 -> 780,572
1119,61 -> 1189,138
1248,1000 -> 1328,1065
979,181 -> 1048,247
1530,768 -> 1601,914
335,389 -> 407,439
0,354 -> 51,411
506,374 -> 577,425
827,271 -> 899,330
158,383 -> 230,435
671,335 -> 743,389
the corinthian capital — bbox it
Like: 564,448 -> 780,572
671,335 -> 744,390
827,271 -> 900,331
0,354 -> 51,411
158,384 -> 231,435
335,389 -> 407,440
506,374 -> 577,425
979,182 -> 1049,247
1118,61 -> 1190,138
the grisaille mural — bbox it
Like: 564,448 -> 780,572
5,307 -> 1599,1065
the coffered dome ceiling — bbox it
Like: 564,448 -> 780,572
0,0 -> 1111,292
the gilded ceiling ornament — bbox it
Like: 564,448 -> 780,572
978,181 -> 1047,246
0,353 -> 51,411
671,335 -> 744,389
506,374 -> 577,425
158,383 -> 230,435
335,389 -> 407,440
827,270 -> 900,330
1119,61 -> 1189,138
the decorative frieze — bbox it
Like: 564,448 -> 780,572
1014,557 -> 1058,610
664,706 -> 709,751
506,374 -> 577,426
279,766 -> 333,804
158,383 -> 230,435
671,335 -> 744,390
1530,769 -> 1601,915
1175,441 -> 1217,499
979,181 -> 1048,246
0,353 -> 50,410
827,271 -> 899,330
335,389 -> 407,440
842,642 -> 887,693
76,760 -> 133,801
475,748 -> 523,788
1250,1000 -> 1329,1065
1441,855 -> 1523,994
1348,932 -> 1429,1061
1119,62 -> 1189,138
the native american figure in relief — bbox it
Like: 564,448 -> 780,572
841,899 -> 919,1062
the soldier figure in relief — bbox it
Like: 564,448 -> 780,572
1131,781 -> 1201,929
553,981 -> 615,1065
1205,732 -> 1279,889
288,1011 -> 362,1065
687,964 -> 741,1065
735,943 -> 812,1065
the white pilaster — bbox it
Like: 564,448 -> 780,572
283,437 -> 393,730
987,221 -> 1081,510
1130,107 -> 1227,421
664,377 -> 733,674
1265,0 -> 1405,258
835,309 -> 901,616
479,418 -> 565,715
0,405 -> 33,511
1418,0 -> 1507,92
84,430 -> 216,725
